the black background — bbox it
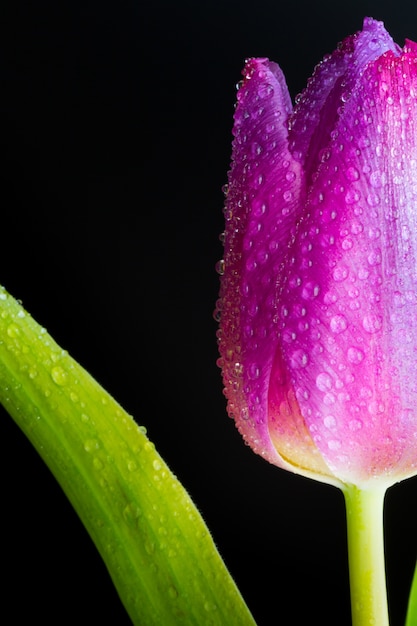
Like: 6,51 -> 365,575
1,1 -> 417,625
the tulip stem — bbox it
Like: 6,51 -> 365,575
343,485 -> 389,626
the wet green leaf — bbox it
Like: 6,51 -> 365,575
0,286 -> 256,625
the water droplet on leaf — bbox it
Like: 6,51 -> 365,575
51,365 -> 68,386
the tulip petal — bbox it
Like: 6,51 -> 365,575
278,45 -> 417,485
289,17 -> 400,183
218,58 -> 335,477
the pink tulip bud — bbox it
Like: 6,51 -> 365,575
217,17 -> 417,488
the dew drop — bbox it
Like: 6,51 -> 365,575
368,226 -> 381,239
123,503 -> 142,524
367,192 -> 380,206
213,308 -> 221,323
351,221 -> 363,234
215,259 -> 225,275
345,166 -> 360,181
254,174 -> 264,188
330,314 -> 347,334
153,459 -> 162,471
368,401 -> 385,415
368,250 -> 381,266
347,347 -> 364,364
301,282 -> 319,300
402,225 -> 410,241
333,266 -> 348,282
328,439 -> 341,450
253,201 -> 267,217
348,287 -> 359,299
369,170 -> 385,188
7,324 -> 19,338
290,350 -> 308,369
84,439 -> 100,452
251,141 -> 263,157
345,188 -> 361,204
248,363 -> 260,379
323,393 -> 336,406
127,460 -> 138,472
316,372 -> 333,391
324,415 -> 336,428
363,314 -> 382,333
51,365 -> 68,386
358,267 -> 370,280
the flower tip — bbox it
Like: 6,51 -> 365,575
242,57 -> 270,81
362,16 -> 384,29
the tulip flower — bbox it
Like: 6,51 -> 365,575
217,17 -> 417,626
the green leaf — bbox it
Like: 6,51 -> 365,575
0,286 -> 256,625
406,563 -> 417,626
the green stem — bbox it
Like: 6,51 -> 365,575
405,562 -> 417,626
0,286 -> 256,625
343,485 -> 389,626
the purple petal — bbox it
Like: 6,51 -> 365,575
278,45 -> 417,485
218,58 -> 325,473
289,18 -> 400,182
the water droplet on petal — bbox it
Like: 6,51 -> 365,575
290,350 -> 308,369
342,237 -> 353,250
323,393 -> 336,406
358,267 -> 370,280
345,188 -> 361,204
345,166 -> 360,181
301,282 -> 320,300
330,314 -> 347,333
324,415 -> 336,428
215,259 -> 225,275
316,372 -> 333,391
328,439 -> 341,450
368,401 -> 385,415
347,347 -> 364,364
363,314 -> 382,333
248,363 -> 260,379
333,266 -> 348,282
